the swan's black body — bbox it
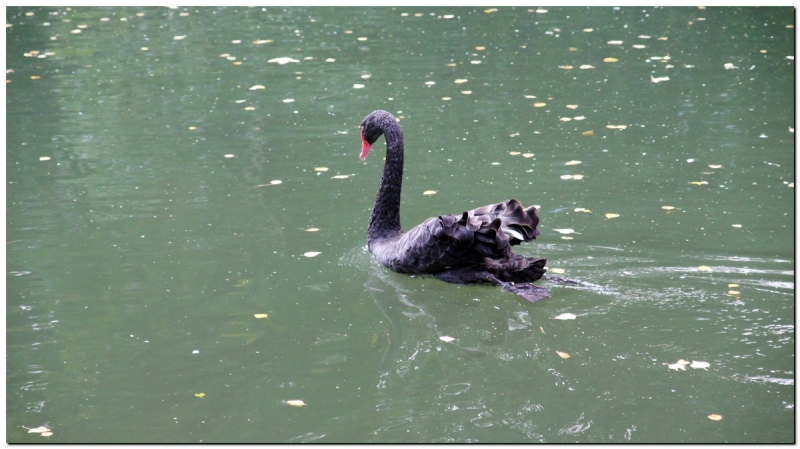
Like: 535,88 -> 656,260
360,110 -> 550,302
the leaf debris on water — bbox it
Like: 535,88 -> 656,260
605,213 -> 620,219
331,174 -> 350,179
549,268 -> 565,274
353,84 -> 365,89
195,393 -> 206,398
249,85 -> 265,90
650,75 -> 670,83
552,228 -> 578,234
556,351 -> 571,359
286,400 -> 306,407
708,414 -> 722,421
454,79 -> 468,84
305,228 -> 320,232
581,130 -> 594,136
606,125 -> 627,129
26,426 -> 51,434
254,314 -> 268,319
604,57 -> 619,62
439,336 -> 455,342
303,251 -> 321,258
697,265 -> 712,272
314,167 -> 328,171
553,313 -> 577,320
224,154 -> 235,158
522,153 -> 534,158
533,102 -> 547,107
268,57 -> 300,64
732,224 -> 742,228
39,156 -> 51,161
565,160 -> 581,166
423,190 -> 437,195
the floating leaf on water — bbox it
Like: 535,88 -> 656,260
353,84 -> 365,89
314,167 -> 328,171
658,36 -> 668,40
491,162 -> 501,165
549,268 -> 565,274
662,206 -> 675,210
524,95 -> 536,99
556,351 -> 571,359
39,156 -> 51,161
30,75 -> 41,80
727,290 -> 740,295
270,180 -> 282,185
566,104 -> 578,109
534,102 -> 547,107
252,39 -> 273,44
689,181 -> 708,185
195,393 -> 206,398
732,224 -> 742,228
424,80 -> 435,85
605,213 -> 620,219
439,336 -> 455,342
522,153 -> 534,158
423,190 -> 437,195
268,57 -> 300,64
509,151 -> 521,155
27,426 -> 51,434
607,40 -> 624,45
573,116 -> 586,121
667,363 -> 686,371
690,361 -> 710,370
249,85 -> 266,90
41,432 -> 53,437
560,174 -> 573,180
581,130 -> 594,136
454,79 -> 468,84
244,106 -> 255,111
552,228 -> 577,234
569,47 -> 578,51
224,154 -> 235,158
583,28 -> 594,32
553,313 -> 577,320
650,75 -> 670,83
604,57 -> 619,62
708,414 -> 722,421
174,35 -> 186,40
579,64 -> 595,69
303,251 -> 321,258
558,65 -> 574,70
697,265 -> 712,272
535,9 -> 548,13
325,58 -> 335,62
606,125 -> 627,129
476,46 -> 486,50
331,175 -> 350,179
442,97 -> 451,101
470,60 -> 481,64
286,400 -> 306,407
71,29 -> 82,34
708,164 -> 722,169
561,236 -> 573,240
571,174 -> 584,180
305,228 -> 320,232
632,44 -> 647,49
574,208 -> 591,213
540,326 -> 545,334
484,8 -> 497,13
461,90 -> 472,95
254,313 -> 269,319
188,126 -> 197,130
282,98 -> 295,103
559,117 -> 572,122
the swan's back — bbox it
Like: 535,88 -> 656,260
368,199 -> 541,274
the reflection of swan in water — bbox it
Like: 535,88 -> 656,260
340,246 -> 507,389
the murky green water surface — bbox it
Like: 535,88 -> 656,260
6,6 -> 794,443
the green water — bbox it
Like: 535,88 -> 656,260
6,6 -> 794,443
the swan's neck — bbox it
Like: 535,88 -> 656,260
368,124 -> 404,242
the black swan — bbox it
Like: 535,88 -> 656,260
359,110 -> 551,303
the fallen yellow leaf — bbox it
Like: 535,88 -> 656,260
581,130 -> 594,136
558,65 -> 573,70
286,400 -> 306,407
604,57 -> 619,62
556,351 -> 571,359
533,102 -> 547,107
728,283 -> 739,288
605,213 -> 620,219
423,190 -> 437,195
708,414 -> 722,421
254,313 -> 269,319
195,393 -> 206,398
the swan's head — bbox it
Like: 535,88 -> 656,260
359,110 -> 396,160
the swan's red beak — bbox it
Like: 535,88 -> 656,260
359,127 -> 372,161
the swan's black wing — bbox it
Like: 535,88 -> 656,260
385,199 -> 546,280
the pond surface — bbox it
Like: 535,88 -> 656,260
6,6 -> 795,443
